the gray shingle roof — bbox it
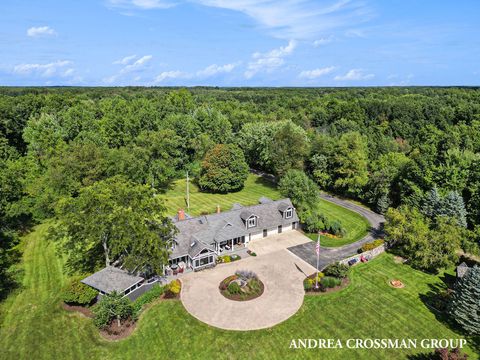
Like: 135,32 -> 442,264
171,198 -> 299,260
259,196 -> 273,204
81,267 -> 144,294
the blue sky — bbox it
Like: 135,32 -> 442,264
1,0 -> 479,86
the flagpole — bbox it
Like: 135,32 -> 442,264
315,232 -> 320,290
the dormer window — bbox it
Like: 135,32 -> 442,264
285,208 -> 293,219
247,216 -> 257,228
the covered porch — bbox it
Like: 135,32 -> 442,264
216,236 -> 246,254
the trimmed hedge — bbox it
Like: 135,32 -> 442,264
323,262 -> 349,279
61,276 -> 98,306
132,284 -> 165,316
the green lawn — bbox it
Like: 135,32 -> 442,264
0,224 -> 477,360
162,174 -> 282,217
163,174 -> 368,247
306,198 -> 370,247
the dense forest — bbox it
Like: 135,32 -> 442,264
1,86 -> 480,296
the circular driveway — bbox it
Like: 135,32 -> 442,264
180,248 -> 315,331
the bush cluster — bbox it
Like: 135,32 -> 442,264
360,239 -> 385,252
235,270 -> 257,280
227,281 -> 241,295
132,284 -> 165,316
164,279 -> 181,298
323,263 -> 349,279
61,276 -> 98,306
217,254 -> 241,263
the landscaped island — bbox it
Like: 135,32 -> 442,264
219,270 -> 264,301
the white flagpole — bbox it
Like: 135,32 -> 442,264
315,232 -> 320,289
186,171 -> 190,212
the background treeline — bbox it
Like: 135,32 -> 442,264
1,86 -> 480,294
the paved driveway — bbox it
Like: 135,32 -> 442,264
288,194 -> 385,269
180,249 -> 315,331
247,230 -> 311,256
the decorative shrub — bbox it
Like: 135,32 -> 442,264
320,276 -> 341,290
247,250 -> 257,257
61,276 -> 98,306
329,220 -> 346,237
227,281 -> 241,295
93,291 -> 133,329
132,284 -> 165,316
323,262 -> 349,279
164,279 -> 181,298
235,270 -> 257,280
361,239 -> 384,252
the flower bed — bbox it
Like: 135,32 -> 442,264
219,270 -> 264,301
304,272 -> 349,294
217,254 -> 241,264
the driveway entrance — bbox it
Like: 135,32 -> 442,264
180,247 -> 315,331
247,230 -> 311,256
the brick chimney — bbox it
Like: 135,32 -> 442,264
216,204 -> 221,214
178,209 -> 185,221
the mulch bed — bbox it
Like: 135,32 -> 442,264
305,277 -> 350,295
62,302 -> 94,318
99,318 -> 137,341
389,279 -> 405,288
219,276 -> 265,301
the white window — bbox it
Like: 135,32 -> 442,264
247,216 -> 256,228
285,208 -> 293,219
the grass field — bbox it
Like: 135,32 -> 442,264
0,224 -> 477,360
162,174 -> 282,216
306,198 -> 370,247
163,174 -> 368,247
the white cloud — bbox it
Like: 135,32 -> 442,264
334,68 -> 374,81
120,55 -> 153,73
13,60 -> 72,77
196,63 -> 238,77
245,40 -> 296,78
113,54 -> 138,65
194,0 -> 372,39
106,0 -> 372,39
299,66 -> 336,79
155,70 -> 187,83
107,0 -> 176,9
27,26 -> 56,37
313,36 -> 334,47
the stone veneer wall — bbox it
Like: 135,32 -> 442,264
339,244 -> 386,266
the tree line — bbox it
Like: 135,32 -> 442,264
1,86 -> 480,296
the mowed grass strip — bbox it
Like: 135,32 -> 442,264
306,197 -> 370,247
1,226 -> 476,360
163,174 -> 369,248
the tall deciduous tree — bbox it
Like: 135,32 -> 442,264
333,132 -> 369,197
53,176 -> 176,274
198,144 -> 249,193
385,206 -> 460,272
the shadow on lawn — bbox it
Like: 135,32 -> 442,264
418,270 -> 480,355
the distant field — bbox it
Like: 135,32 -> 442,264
162,174 -> 282,216
306,198 -> 370,247
0,224 -> 476,360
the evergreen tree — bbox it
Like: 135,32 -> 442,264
443,191 -> 468,228
448,265 -> 480,335
422,187 -> 442,218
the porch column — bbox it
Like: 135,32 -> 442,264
231,238 -> 234,252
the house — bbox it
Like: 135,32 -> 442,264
169,197 -> 299,271
81,266 -> 145,298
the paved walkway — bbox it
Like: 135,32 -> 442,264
180,248 -> 315,331
288,194 -> 385,270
